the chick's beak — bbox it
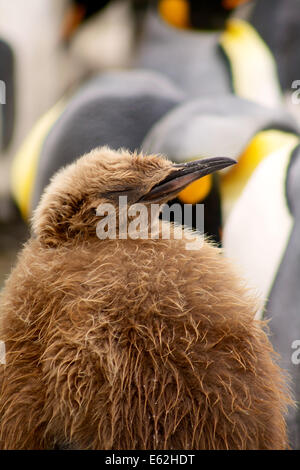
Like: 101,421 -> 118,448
138,157 -> 236,203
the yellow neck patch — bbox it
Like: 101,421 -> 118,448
220,18 -> 281,107
176,131 -> 300,212
11,99 -> 67,220
221,129 -> 300,218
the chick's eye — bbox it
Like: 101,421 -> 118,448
105,188 -> 134,196
109,188 -> 132,194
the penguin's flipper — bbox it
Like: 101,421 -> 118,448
264,144 -> 300,450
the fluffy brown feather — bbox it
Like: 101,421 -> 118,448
0,147 -> 292,449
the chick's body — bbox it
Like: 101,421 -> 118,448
0,148 -> 290,449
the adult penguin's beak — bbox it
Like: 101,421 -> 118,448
139,157 -> 236,203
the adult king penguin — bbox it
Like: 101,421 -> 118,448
0,147 -> 291,449
263,146 -> 300,449
61,0 -> 282,108
142,94 -> 299,239
250,0 -> 300,92
222,124 -> 300,449
135,0 -> 282,107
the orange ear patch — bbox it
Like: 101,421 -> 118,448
158,0 -> 190,29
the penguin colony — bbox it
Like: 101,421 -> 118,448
0,147 -> 291,449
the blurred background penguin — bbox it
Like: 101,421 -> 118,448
1,0 -> 300,449
135,0 -> 282,106
250,0 -> 300,93
8,0 -> 285,234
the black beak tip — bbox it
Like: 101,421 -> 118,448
222,157 -> 237,168
173,156 -> 238,175
138,156 -> 237,203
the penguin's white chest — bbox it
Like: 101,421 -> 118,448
223,142 -> 297,318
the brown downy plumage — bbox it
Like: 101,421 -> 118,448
0,147 -> 292,449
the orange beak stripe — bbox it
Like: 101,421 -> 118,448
222,0 -> 251,9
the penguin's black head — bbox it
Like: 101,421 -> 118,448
61,0 -> 252,41
159,0 -> 252,30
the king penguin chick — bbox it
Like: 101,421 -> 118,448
0,147 -> 291,450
